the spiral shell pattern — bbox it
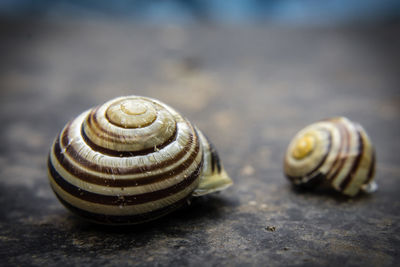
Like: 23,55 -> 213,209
284,117 -> 376,197
47,96 -> 232,224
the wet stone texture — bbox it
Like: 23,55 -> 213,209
0,19 -> 399,266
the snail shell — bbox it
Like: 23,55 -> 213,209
47,96 -> 233,224
284,117 -> 376,197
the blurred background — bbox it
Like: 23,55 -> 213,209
1,0 -> 400,24
1,1 -> 400,266
1,0 -> 399,158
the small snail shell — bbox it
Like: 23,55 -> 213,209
47,96 -> 233,225
284,117 -> 376,197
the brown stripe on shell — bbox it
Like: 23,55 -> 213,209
52,130 -> 201,187
52,138 -> 200,187
59,120 -> 198,174
88,106 -> 141,139
52,189 -> 190,225
85,107 -> 177,146
87,107 -> 132,140
364,150 -> 376,186
339,128 -> 364,191
48,156 -> 202,206
204,135 -> 222,173
81,122 -> 178,157
94,99 -> 167,131
326,119 -> 350,181
87,106 -> 122,139
325,121 -> 345,180
285,128 -> 332,182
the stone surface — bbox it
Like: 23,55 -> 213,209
0,18 -> 399,266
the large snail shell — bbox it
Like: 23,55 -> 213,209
47,96 -> 233,225
284,117 -> 376,197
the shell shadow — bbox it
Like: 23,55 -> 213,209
68,194 -> 236,234
289,184 -> 375,203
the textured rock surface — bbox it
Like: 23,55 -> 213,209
0,18 -> 399,266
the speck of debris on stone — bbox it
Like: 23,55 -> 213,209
248,201 -> 257,206
241,164 -> 255,176
265,226 -> 276,232
283,247 -> 289,251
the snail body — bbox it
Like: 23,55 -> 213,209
284,117 -> 376,197
47,96 -> 232,225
